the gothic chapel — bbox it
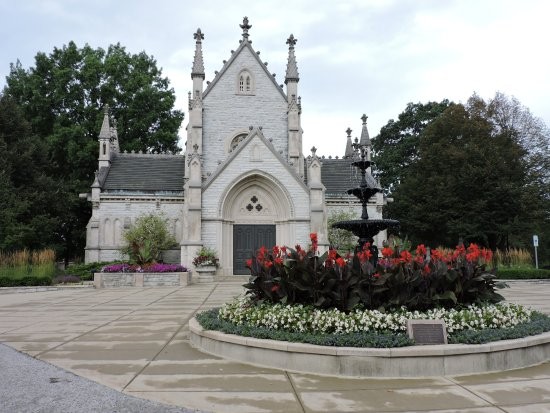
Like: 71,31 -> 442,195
84,18 -> 388,275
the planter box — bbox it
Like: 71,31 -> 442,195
195,266 -> 217,283
94,272 -> 190,288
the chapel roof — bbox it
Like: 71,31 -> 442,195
320,158 -> 379,198
102,153 -> 185,194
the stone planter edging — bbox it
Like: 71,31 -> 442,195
189,317 -> 550,377
94,272 -> 190,288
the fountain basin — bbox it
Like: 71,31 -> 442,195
333,218 -> 400,240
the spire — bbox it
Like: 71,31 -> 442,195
99,105 -> 110,140
360,114 -> 371,147
240,16 -> 252,41
285,34 -> 299,83
191,28 -> 205,79
345,128 -> 353,158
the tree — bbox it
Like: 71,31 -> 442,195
386,101 -> 543,250
372,100 -> 451,193
121,214 -> 177,265
2,42 -> 184,261
0,95 -> 61,251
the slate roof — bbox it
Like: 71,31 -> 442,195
320,158 -> 379,198
102,153 -> 185,193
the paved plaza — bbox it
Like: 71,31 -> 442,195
0,280 -> 549,412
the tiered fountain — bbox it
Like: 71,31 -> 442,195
332,133 -> 399,254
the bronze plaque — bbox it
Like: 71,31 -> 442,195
407,319 -> 448,345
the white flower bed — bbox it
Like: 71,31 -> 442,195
219,296 -> 533,335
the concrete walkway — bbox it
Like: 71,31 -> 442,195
0,281 -> 548,413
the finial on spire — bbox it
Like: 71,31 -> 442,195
346,127 -> 352,138
194,28 -> 204,42
285,34 -> 299,84
240,16 -> 252,40
311,146 -> 317,155
191,28 -> 205,79
286,34 -> 297,48
361,114 -> 368,125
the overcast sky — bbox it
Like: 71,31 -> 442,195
1,0 -> 548,155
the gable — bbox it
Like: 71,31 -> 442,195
203,41 -> 286,101
200,42 -> 290,176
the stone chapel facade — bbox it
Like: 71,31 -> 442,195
84,18 -> 388,275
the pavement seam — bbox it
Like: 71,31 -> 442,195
285,372 -> 307,413
444,375 -> 508,412
120,283 -> 222,392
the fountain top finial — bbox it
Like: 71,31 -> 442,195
346,127 -> 352,138
361,114 -> 368,124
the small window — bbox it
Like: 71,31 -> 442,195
237,70 -> 254,95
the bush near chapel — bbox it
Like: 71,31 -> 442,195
120,214 -> 177,265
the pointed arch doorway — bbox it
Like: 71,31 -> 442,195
219,172 -> 294,275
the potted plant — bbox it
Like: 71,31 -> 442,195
192,247 -> 219,282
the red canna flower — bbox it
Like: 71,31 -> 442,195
400,250 -> 412,263
381,247 -> 394,258
328,249 -> 337,261
373,272 -> 380,278
246,258 -> 253,268
272,245 -> 280,256
423,264 -> 431,274
335,257 -> 346,267
310,232 -> 318,252
274,257 -> 283,265
264,260 -> 273,269
416,244 -> 427,256
271,284 -> 280,292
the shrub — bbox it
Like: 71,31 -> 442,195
53,274 -> 81,284
496,268 -> 550,279
244,233 -> 505,312
121,214 -> 177,265
64,261 -> 121,280
0,275 -> 52,287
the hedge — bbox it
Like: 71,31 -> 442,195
496,268 -> 550,279
0,275 -> 52,287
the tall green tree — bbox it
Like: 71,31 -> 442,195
0,95 -> 61,251
385,101 -> 544,250
372,100 -> 451,193
2,42 -> 184,261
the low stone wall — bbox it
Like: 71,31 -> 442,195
189,317 -> 550,377
94,272 -> 190,288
